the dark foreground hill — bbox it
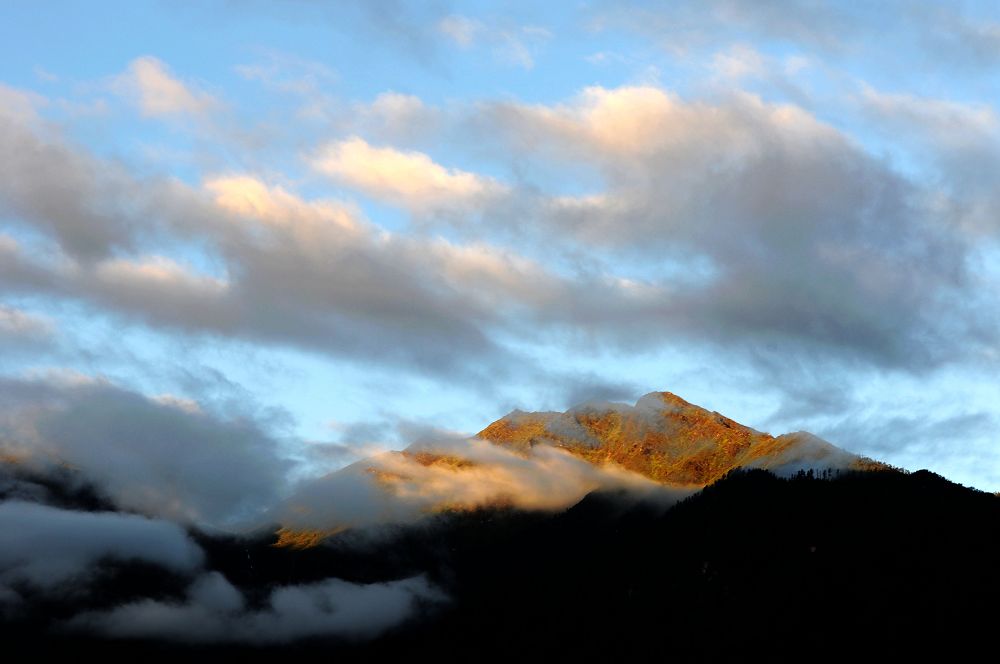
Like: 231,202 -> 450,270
5,466 -> 999,662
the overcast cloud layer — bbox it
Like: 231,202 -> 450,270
0,0 -> 998,508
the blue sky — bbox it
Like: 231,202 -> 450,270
2,0 -> 1000,491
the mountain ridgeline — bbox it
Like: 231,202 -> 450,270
268,391 -> 889,544
477,391 -> 889,484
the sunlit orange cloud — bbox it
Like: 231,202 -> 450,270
503,85 -> 836,159
275,437 -> 689,534
205,175 -> 362,236
311,137 -> 505,213
94,256 -> 229,296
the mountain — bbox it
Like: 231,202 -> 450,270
3,390 -> 997,661
478,391 -> 886,484
267,390 -> 894,543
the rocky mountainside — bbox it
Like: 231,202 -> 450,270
268,390 -> 892,544
477,391 -> 885,484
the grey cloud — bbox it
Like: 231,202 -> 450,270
2,63 -> 997,451
705,0 -> 862,51
296,414 -> 475,477
0,99 -> 143,261
860,86 -> 1000,235
276,435 -> 676,532
292,90 -> 442,146
754,358 -> 862,426
0,104 -> 521,381
209,231 -> 507,378
232,0 -> 452,66
598,1 -> 1000,87
593,0 -> 865,54
0,234 -> 63,293
344,0 -> 450,64
0,91 -> 228,270
0,501 -> 202,599
815,409 -> 1000,490
4,73 -> 986,397
333,419 -> 399,447
323,414 -> 453,452
558,374 -> 640,411
912,3 -> 1000,68
0,460 -> 115,512
70,572 -> 442,643
821,410 -> 996,459
0,474 -> 50,505
273,456 -> 413,531
0,304 -> 54,350
481,88 -> 981,371
0,375 -> 292,528
300,441 -> 360,473
0,82 -> 749,390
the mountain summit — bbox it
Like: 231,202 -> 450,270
478,391 -> 882,485
269,390 -> 892,543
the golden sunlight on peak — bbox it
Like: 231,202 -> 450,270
272,526 -> 345,550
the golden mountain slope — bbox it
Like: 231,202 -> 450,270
273,391 -> 890,546
477,391 -> 880,485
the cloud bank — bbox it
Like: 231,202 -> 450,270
0,374 -> 291,528
277,436 -> 677,533
0,501 -> 202,603
69,572 -> 441,644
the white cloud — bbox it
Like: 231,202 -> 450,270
94,256 -> 229,297
114,56 -> 219,118
493,84 -> 837,158
0,83 -> 45,125
235,51 -> 337,95
0,501 -> 202,595
710,43 -> 768,79
70,572 -> 442,643
437,15 -> 550,69
860,86 -> 999,145
276,436 -> 674,532
496,25 -> 552,70
859,85 -> 1000,234
0,305 -> 53,341
438,15 -> 481,47
860,85 -> 1000,150
479,84 -> 980,370
362,91 -> 438,141
205,175 -> 361,236
311,136 -> 506,213
0,375 -> 293,528
0,92 -> 189,260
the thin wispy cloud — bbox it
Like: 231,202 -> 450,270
112,56 -> 220,118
